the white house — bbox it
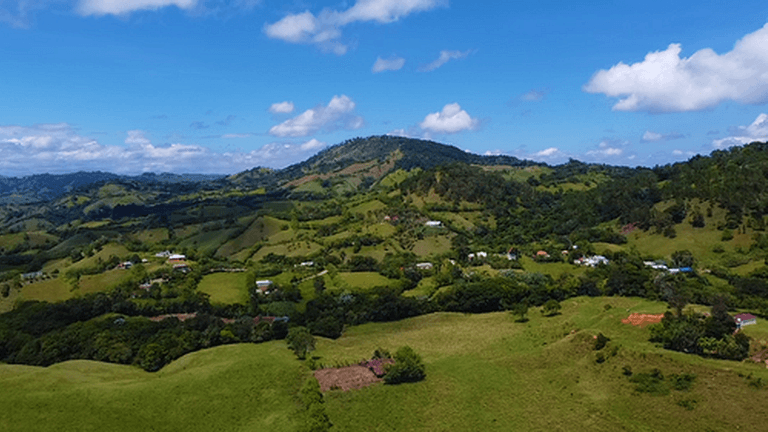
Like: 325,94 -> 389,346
168,254 -> 186,262
425,220 -> 443,228
735,313 -> 757,328
416,262 -> 434,270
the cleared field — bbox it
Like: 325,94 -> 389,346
198,272 -> 249,304
0,343 -> 303,432
413,236 -> 452,257
2,297 -> 768,431
250,241 -> 323,261
78,269 -> 132,294
19,278 -> 71,302
135,228 -> 169,244
335,272 -> 398,290
216,216 -> 283,257
67,243 -> 131,272
313,297 -> 768,431
349,200 -> 386,214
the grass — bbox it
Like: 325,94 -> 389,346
3,297 -> 768,431
19,278 -> 71,302
197,272 -> 249,304
519,256 -> 586,278
413,236 -> 452,257
67,243 -> 131,272
0,343 -> 304,432
334,272 -> 399,291
78,269 -> 132,295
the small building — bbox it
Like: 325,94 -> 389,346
168,254 -> 186,262
173,263 -> 190,273
21,271 -> 43,280
117,262 -> 133,270
576,255 -> 609,267
424,220 -> 443,228
536,250 -> 550,259
416,262 -> 433,270
256,280 -> 273,293
735,313 -> 757,328
155,250 -> 172,258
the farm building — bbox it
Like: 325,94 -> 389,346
416,262 -> 434,270
424,220 -> 443,228
734,313 -> 757,328
256,280 -> 274,293
168,254 -> 186,262
155,250 -> 171,258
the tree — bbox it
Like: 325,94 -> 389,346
512,302 -> 528,322
542,299 -> 561,316
286,327 -> 315,359
384,346 -> 426,384
313,276 -> 326,295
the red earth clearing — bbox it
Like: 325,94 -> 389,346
314,365 -> 382,392
622,313 -> 664,327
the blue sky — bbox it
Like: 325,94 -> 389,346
1,0 -> 767,175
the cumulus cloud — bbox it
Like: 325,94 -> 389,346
268,101 -> 295,114
419,50 -> 471,72
264,0 -> 445,54
372,56 -> 405,73
586,140 -> 626,160
0,123 -> 334,175
584,24 -> 768,113
641,130 -> 685,142
712,113 -> 768,148
77,0 -> 198,16
268,95 -> 364,137
419,103 -> 479,134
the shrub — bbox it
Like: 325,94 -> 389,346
384,346 -> 426,384
670,373 -> 696,391
594,333 -> 610,351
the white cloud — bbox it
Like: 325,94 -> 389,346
535,147 -> 560,157
586,140 -> 625,158
300,138 -> 325,151
712,113 -> 768,148
641,130 -> 685,142
268,101 -> 295,114
264,0 -> 444,54
222,133 -> 251,138
520,89 -> 546,102
419,103 -> 479,134
584,23 -> 768,113
419,50 -> 471,72
269,95 -> 364,137
372,56 -> 405,73
0,123 -> 329,175
77,0 -> 197,16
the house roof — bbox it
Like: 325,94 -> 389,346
735,313 -> 757,321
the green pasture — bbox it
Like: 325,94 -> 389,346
197,272 -> 249,304
334,272 -> 399,291
216,217 -> 284,257
19,278 -> 71,302
0,343 -> 303,432
2,297 -> 768,431
179,228 -> 240,255
78,269 -> 132,295
413,236 -> 452,257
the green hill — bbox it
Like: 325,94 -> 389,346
2,297 -> 767,431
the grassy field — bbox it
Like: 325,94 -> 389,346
413,236 -> 452,257
19,278 -> 71,302
198,272 -> 249,304
335,272 -> 399,291
0,343 -> 304,432
2,296 -> 768,431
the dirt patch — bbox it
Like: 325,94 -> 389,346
622,313 -> 664,327
314,365 -> 382,392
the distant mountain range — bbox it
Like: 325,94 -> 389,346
0,172 -> 225,204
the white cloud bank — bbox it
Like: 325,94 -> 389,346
419,103 -> 479,134
269,95 -> 364,137
584,23 -> 768,113
372,56 -> 405,73
713,113 -> 768,148
0,123 -> 326,175
77,0 -> 197,16
419,50 -> 471,72
264,0 -> 445,54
